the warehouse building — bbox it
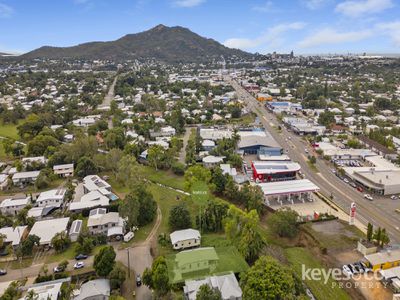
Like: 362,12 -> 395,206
251,161 -> 301,182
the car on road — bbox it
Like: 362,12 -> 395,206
331,168 -> 336,174
364,194 -> 373,201
75,254 -> 88,260
288,136 -> 291,140
304,149 -> 309,154
74,262 -> 85,269
136,274 -> 142,287
357,186 -> 363,192
343,178 -> 350,184
391,195 -> 399,200
350,182 -> 357,188
0,269 -> 7,276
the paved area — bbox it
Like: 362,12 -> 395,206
228,77 -> 400,243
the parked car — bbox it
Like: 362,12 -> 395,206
0,269 -> 7,276
136,274 -> 142,287
364,194 -> 373,201
349,264 -> 359,274
343,178 -> 350,184
354,262 -> 365,273
75,254 -> 88,260
357,186 -> 363,192
74,262 -> 85,269
360,262 -> 372,273
342,265 -> 353,277
305,149 -> 309,154
391,195 -> 399,200
53,266 -> 66,273
350,182 -> 357,188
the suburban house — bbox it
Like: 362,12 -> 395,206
73,279 -> 110,300
0,196 -> 31,215
0,226 -> 28,249
170,229 -> 201,250
0,174 -> 8,190
69,190 -> 110,212
23,278 -> 71,300
83,175 -> 111,194
69,219 -> 83,242
29,217 -> 70,246
174,247 -> 219,278
87,208 -> 124,239
202,156 -> 225,168
22,156 -> 47,166
53,164 -> 74,177
184,272 -> 242,300
12,171 -> 40,186
36,189 -> 66,207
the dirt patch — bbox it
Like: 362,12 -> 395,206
334,250 -> 364,266
311,220 -> 357,238
352,273 -> 393,300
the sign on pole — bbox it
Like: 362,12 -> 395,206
349,202 -> 356,225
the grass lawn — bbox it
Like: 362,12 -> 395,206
140,166 -> 185,191
46,244 -> 78,264
285,247 -> 351,300
0,122 -> 20,140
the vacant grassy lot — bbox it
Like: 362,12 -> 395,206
0,122 -> 20,140
285,247 -> 351,300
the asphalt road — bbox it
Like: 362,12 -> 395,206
228,77 -> 400,243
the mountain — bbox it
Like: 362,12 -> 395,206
21,25 -> 253,63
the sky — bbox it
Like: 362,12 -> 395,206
0,0 -> 400,55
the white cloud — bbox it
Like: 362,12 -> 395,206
298,28 -> 373,48
377,21 -> 400,46
252,1 -> 274,12
173,0 -> 205,7
335,0 -> 393,17
224,22 -> 306,50
0,3 -> 13,18
302,0 -> 328,10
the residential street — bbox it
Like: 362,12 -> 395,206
228,77 -> 400,243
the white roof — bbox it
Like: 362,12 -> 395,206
53,164 -> 74,170
252,161 -> 301,175
203,155 -> 224,164
258,179 -> 320,196
0,196 -> 30,208
23,278 -> 70,300
88,211 -> 120,227
170,229 -> 201,244
37,189 -> 66,202
69,190 -> 110,211
29,217 -> 69,245
74,279 -> 110,300
83,175 -> 111,192
12,171 -> 40,180
0,226 -> 27,246
69,219 -> 82,235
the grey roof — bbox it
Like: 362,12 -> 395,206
73,279 -> 110,300
170,229 -> 201,244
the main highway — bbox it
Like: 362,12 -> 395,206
227,77 -> 400,243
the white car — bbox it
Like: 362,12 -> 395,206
74,262 -> 85,269
304,149 -> 309,154
343,178 -> 350,184
342,265 -> 353,277
391,195 -> 398,200
364,194 -> 373,201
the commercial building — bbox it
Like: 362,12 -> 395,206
257,179 -> 320,206
251,161 -> 301,182
346,169 -> 400,195
170,229 -> 201,250
237,130 -> 280,155
365,249 -> 400,271
266,101 -> 302,114
29,217 -> 70,246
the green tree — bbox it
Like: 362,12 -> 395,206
241,256 -> 296,300
267,208 -> 299,238
169,202 -> 192,231
51,231 -> 71,253
196,284 -> 222,300
184,165 -> 212,191
94,246 -> 116,277
20,234 -> 40,257
367,223 -> 373,242
75,156 -> 97,178
142,256 -> 170,297
109,264 -> 126,291
317,111 -> 335,128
